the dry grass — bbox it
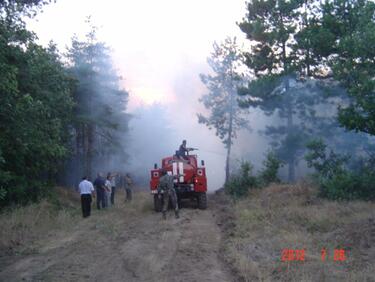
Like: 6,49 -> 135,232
0,188 -> 79,256
225,181 -> 375,282
119,189 -> 154,215
72,189 -> 152,238
0,187 -> 154,257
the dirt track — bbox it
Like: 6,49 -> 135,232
0,192 -> 233,282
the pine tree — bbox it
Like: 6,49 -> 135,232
317,0 -> 375,136
67,21 -> 130,180
198,37 -> 249,183
238,0 -> 325,181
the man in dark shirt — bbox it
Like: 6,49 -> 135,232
93,173 -> 106,209
178,140 -> 187,156
177,140 -> 197,160
177,140 -> 190,159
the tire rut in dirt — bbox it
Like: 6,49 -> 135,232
0,192 -> 234,282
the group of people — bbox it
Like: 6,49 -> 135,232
78,172 -> 133,218
77,140 -> 194,219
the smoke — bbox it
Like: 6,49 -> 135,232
233,76 -> 375,181
26,0 -> 375,189
124,60 -> 228,190
126,104 -> 176,185
125,60 -> 271,190
121,61 -> 243,190
25,0 -> 249,190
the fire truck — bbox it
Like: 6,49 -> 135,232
150,151 -> 207,211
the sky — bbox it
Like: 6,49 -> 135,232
27,0 -> 247,109
26,0 -> 266,190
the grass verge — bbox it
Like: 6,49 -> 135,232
221,182 -> 375,282
0,187 -> 80,256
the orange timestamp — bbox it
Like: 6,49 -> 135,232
281,248 -> 347,262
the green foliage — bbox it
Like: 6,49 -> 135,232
239,0 -> 301,75
198,37 -> 248,147
238,0 -> 330,182
240,76 -> 333,182
239,0 -> 375,183
305,139 -> 375,200
0,0 -> 52,19
225,152 -> 283,199
259,151 -> 283,186
242,0 -> 375,139
0,4 -> 130,205
198,37 -> 249,182
66,20 -> 130,179
293,0 -> 375,136
319,171 -> 375,201
225,161 -> 258,199
0,150 -> 10,201
305,139 -> 348,179
0,0 -> 73,207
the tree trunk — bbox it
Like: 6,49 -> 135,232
304,0 -> 311,77
286,79 -> 295,183
225,141 -> 232,184
287,154 -> 295,182
83,124 -> 89,178
86,46 -> 95,180
86,124 -> 94,179
287,106 -> 295,182
225,89 -> 234,184
76,124 -> 84,180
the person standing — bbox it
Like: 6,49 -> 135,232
177,140 -> 188,159
105,173 -> 112,207
110,172 -> 117,205
78,176 -> 95,218
125,173 -> 133,202
177,140 -> 195,160
158,169 -> 179,220
94,173 -> 106,209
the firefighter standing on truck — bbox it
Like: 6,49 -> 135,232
177,140 -> 195,160
158,169 -> 179,220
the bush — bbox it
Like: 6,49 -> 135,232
0,176 -> 53,208
258,151 -> 283,186
225,161 -> 258,199
305,139 -> 375,200
305,139 -> 348,179
225,152 -> 283,199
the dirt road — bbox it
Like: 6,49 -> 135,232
0,192 -> 233,282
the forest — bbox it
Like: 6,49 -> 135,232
199,0 -> 375,201
1,0 -> 375,208
0,1 -> 130,206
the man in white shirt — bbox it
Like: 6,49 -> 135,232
110,173 -> 117,205
78,176 -> 95,218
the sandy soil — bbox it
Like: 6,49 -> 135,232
0,192 -> 234,282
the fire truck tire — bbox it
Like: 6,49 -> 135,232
197,192 -> 207,210
154,195 -> 162,212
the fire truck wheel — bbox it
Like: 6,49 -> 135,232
197,192 -> 207,210
154,195 -> 162,212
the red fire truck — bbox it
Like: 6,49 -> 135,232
150,151 -> 207,211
